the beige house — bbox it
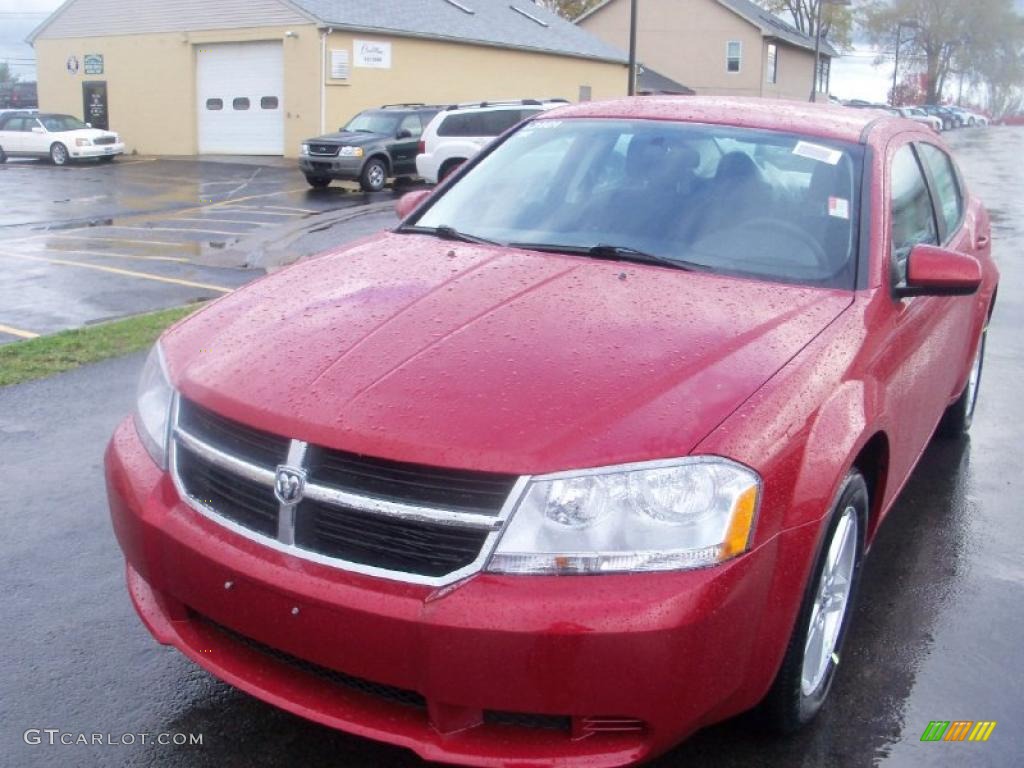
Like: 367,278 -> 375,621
28,0 -> 627,157
578,0 -> 838,101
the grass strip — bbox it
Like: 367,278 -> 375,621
0,304 -> 201,387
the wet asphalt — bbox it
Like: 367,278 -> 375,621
0,156 -> 401,341
1,128 -> 1022,768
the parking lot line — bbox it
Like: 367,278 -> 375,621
98,225 -> 250,237
244,204 -> 318,214
41,248 -> 191,264
22,234 -> 194,249
215,207 -> 304,217
0,252 -> 233,293
164,217 -> 268,227
0,323 -> 40,339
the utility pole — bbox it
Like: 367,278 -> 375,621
628,0 -> 638,95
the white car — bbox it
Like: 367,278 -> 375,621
891,107 -> 943,133
416,99 -> 567,184
0,112 -> 124,165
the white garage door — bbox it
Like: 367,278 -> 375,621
196,41 -> 284,155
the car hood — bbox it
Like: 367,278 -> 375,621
55,128 -> 117,140
163,233 -> 853,474
308,131 -> 386,147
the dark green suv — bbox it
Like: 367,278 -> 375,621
299,104 -> 442,192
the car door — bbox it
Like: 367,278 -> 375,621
875,140 -> 963,486
389,114 -> 424,175
0,116 -> 23,153
25,117 -> 49,155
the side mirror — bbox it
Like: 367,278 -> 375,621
32,126 -> 45,134
396,129 -> 413,140
394,189 -> 431,220
86,122 -> 92,128
896,244 -> 982,298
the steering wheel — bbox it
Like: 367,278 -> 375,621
732,217 -> 829,270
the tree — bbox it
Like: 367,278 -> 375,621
889,73 -> 925,106
863,0 -> 1023,106
533,0 -> 606,20
0,62 -> 18,84
756,0 -> 855,51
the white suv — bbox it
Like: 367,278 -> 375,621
416,99 -> 567,184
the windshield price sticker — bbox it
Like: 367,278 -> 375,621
829,197 -> 851,220
793,140 -> 843,166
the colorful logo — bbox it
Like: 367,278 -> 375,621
921,721 -> 997,742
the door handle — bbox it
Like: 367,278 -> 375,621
976,234 -> 990,249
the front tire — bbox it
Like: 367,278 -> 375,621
99,155 -> 116,163
305,175 -> 331,189
0,145 -> 7,163
939,328 -> 987,437
761,471 -> 867,734
50,143 -> 69,166
359,158 -> 387,192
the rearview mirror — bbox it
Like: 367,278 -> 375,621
395,189 -> 431,220
896,244 -> 982,298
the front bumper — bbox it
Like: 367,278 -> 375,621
299,155 -> 363,180
105,418 -> 797,767
70,142 -> 125,158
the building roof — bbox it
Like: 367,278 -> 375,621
636,67 -> 695,95
28,0 -> 627,63
543,95 -> 882,144
577,0 -> 839,58
291,0 -> 627,62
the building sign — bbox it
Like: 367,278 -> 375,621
65,55 -> 79,75
330,49 -> 350,80
354,40 -> 391,69
84,54 -> 104,75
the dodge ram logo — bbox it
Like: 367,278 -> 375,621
274,466 -> 306,505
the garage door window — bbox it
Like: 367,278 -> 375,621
260,96 -> 279,110
233,97 -> 250,110
206,98 -> 223,111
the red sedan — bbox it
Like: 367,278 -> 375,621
105,97 -> 998,767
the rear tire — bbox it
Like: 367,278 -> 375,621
939,328 -> 987,437
50,142 -> 69,166
0,145 -> 7,163
439,158 -> 465,181
99,155 -> 116,163
359,158 -> 387,192
761,470 -> 867,734
305,175 -> 331,189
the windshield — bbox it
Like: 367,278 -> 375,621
343,111 -> 400,135
414,118 -> 863,288
41,115 -> 88,131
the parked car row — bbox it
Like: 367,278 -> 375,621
842,100 -> 989,133
299,99 -> 567,191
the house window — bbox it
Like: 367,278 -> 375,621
817,57 -> 831,94
727,41 -> 742,73
766,43 -> 778,84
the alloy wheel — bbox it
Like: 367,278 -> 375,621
801,506 -> 858,696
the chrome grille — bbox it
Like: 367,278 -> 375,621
93,136 -> 117,145
308,143 -> 340,156
171,397 -> 524,585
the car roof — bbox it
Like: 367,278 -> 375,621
543,96 -> 903,145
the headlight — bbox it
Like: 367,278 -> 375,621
301,143 -> 311,156
76,138 -> 92,147
339,146 -> 364,157
134,343 -> 174,469
488,458 -> 761,574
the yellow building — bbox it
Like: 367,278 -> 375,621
29,0 -> 627,157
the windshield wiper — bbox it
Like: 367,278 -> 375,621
510,242 -> 707,272
397,224 -> 502,246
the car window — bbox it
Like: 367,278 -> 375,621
415,118 -> 864,289
917,143 -> 964,239
398,114 -> 422,139
890,145 -> 939,286
41,115 -> 87,131
344,111 -> 400,135
0,117 -> 22,131
437,112 -> 483,138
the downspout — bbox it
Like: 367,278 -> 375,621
320,27 -> 328,134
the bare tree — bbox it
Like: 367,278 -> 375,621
756,0 -> 855,50
532,0 -> 606,20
